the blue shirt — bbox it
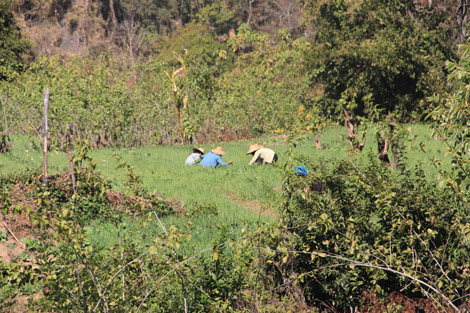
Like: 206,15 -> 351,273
199,152 -> 229,168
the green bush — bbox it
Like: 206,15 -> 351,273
20,237 -> 39,251
270,153 -> 470,311
186,202 -> 218,218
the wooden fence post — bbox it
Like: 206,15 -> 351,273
43,88 -> 50,187
66,124 -> 77,194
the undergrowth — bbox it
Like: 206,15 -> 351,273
0,126 -> 467,312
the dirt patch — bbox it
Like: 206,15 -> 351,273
360,291 -> 446,313
106,190 -> 154,211
225,193 -> 277,218
0,212 -> 41,265
106,190 -> 184,215
13,292 -> 42,313
166,197 -> 185,215
1,212 -> 33,241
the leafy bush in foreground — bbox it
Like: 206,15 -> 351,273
3,140 -> 470,311
270,153 -> 470,311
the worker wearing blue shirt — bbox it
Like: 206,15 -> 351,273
199,146 -> 233,168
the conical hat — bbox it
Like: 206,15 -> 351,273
193,147 -> 205,154
211,146 -> 226,155
246,144 -> 263,155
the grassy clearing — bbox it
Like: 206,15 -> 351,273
0,124 -> 451,253
88,143 -> 284,254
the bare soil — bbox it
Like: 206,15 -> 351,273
225,192 -> 278,218
0,212 -> 37,265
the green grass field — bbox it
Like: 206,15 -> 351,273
0,124 -> 451,253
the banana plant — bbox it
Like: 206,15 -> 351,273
164,49 -> 189,144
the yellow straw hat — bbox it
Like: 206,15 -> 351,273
246,144 -> 263,155
193,147 -> 205,154
211,146 -> 226,155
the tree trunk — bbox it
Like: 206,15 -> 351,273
0,135 -> 12,153
109,0 -> 118,28
457,0 -> 469,42
0,100 -> 11,153
247,0 -> 255,27
377,131 -> 390,167
343,109 -> 365,154
314,136 -> 322,150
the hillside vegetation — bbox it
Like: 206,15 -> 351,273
0,0 -> 467,146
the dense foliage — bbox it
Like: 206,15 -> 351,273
0,0 -> 31,80
431,44 -> 470,194
301,0 -> 455,121
0,0 -> 464,146
0,25 -> 313,146
267,153 -> 470,311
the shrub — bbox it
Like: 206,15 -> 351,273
269,153 -> 470,311
186,202 -> 218,218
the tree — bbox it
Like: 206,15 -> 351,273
300,0 -> 455,122
0,0 -> 31,80
195,0 -> 236,35
215,25 -> 311,136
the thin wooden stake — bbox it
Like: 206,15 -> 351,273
66,126 -> 77,194
2,222 -> 26,249
66,146 -> 76,193
43,88 -> 50,187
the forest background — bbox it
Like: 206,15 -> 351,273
1,0 -> 468,147
2,0 -> 470,312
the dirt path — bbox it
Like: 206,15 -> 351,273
225,193 -> 278,218
0,213 -> 34,264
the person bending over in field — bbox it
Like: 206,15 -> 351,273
185,147 -> 205,165
246,144 -> 278,165
199,146 -> 233,168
